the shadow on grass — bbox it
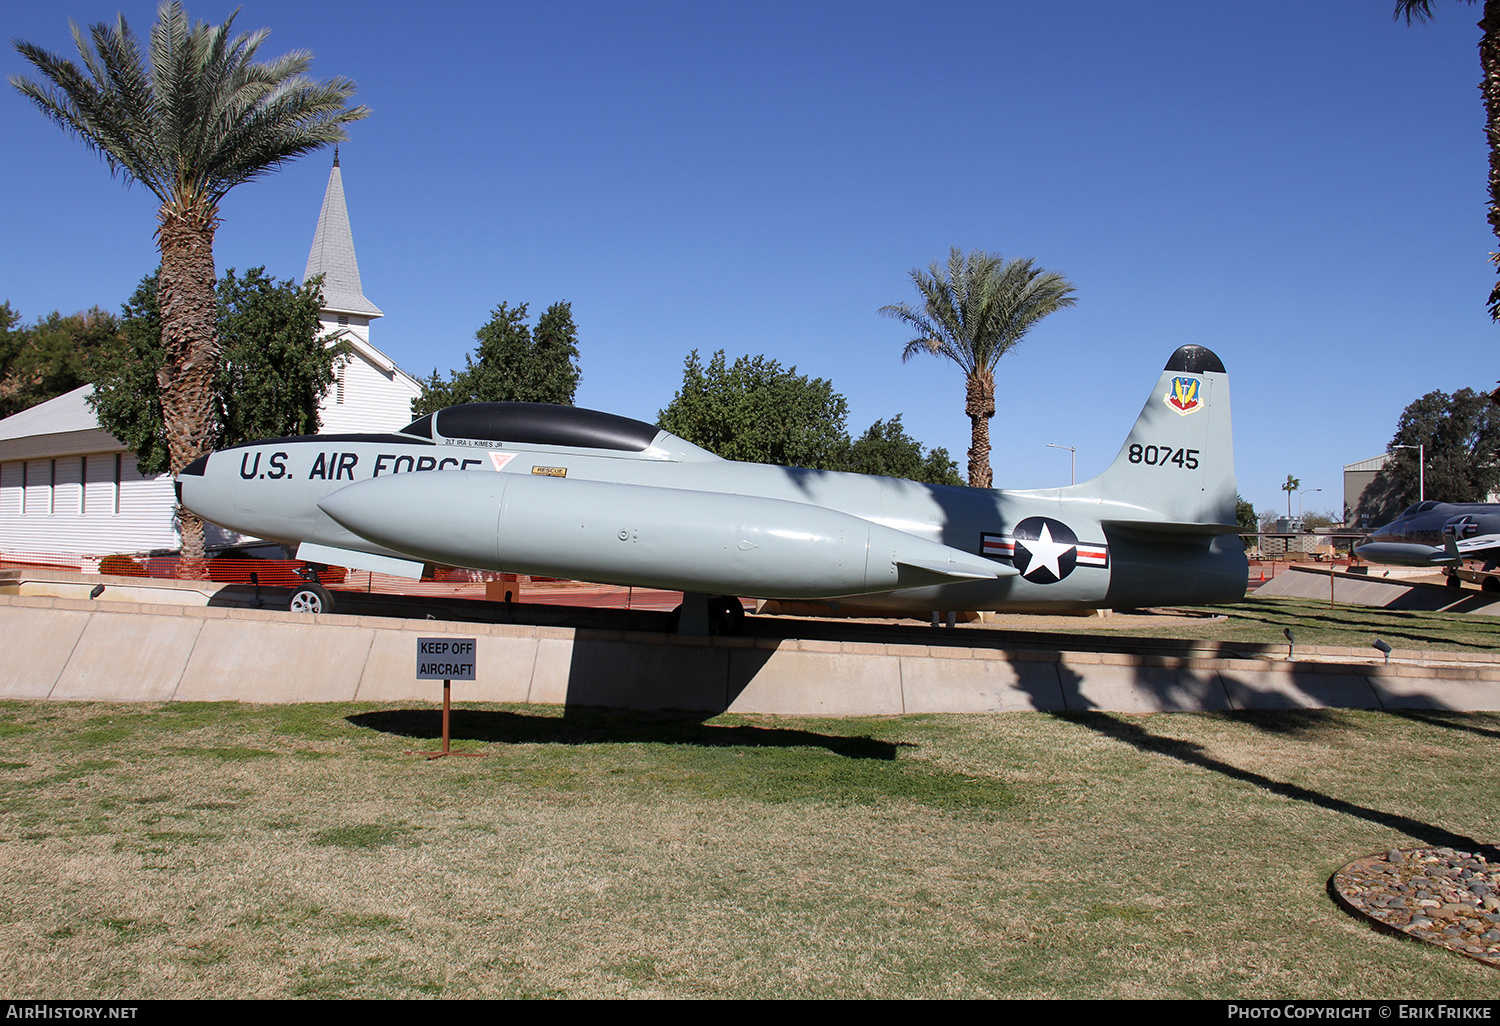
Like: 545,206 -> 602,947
1211,709 -> 1354,737
1054,710 -> 1499,859
1389,709 -> 1500,741
347,707 -> 909,761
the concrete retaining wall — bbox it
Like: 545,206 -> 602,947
3,594 -> 1498,714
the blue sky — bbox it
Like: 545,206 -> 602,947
3,0 -> 1495,517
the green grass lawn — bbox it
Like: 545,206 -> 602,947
1,700 -> 1495,998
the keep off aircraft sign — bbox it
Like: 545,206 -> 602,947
417,637 -> 477,680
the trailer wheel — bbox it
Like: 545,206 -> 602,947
1484,577 -> 1500,593
288,582 -> 333,614
711,595 -> 746,635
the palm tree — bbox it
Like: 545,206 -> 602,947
1282,474 -> 1301,519
1396,1 -> 1500,318
881,247 -> 1076,487
11,3 -> 368,559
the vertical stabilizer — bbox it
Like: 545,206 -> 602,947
1086,345 -> 1237,526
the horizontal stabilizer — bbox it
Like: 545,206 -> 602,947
1101,519 -> 1245,539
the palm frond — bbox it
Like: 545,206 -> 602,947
11,0 -> 369,214
882,246 -> 1074,377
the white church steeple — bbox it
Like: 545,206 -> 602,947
303,151 -> 422,435
304,148 -> 383,324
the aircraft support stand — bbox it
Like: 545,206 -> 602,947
677,592 -> 712,636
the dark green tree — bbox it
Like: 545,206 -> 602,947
1396,2 -> 1500,318
90,275 -> 169,474
1235,494 -> 1258,532
0,303 -> 21,410
657,351 -> 959,483
413,301 -> 581,417
831,416 -> 963,486
658,350 -> 849,469
531,302 -> 581,405
218,268 -> 345,444
11,3 -> 368,558
1388,387 -> 1500,503
0,304 -> 120,418
90,268 -> 345,475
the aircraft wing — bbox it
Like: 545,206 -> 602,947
895,557 -> 1019,581
1455,534 -> 1500,557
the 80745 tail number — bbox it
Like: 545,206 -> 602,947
1129,445 -> 1199,469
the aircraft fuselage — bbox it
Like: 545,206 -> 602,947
1354,500 -> 1500,568
177,347 -> 1249,614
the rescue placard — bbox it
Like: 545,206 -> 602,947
416,637 -> 477,680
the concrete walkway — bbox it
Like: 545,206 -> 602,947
1257,564 -> 1500,614
3,593 -> 1498,715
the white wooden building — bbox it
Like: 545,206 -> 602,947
0,155 -> 422,561
0,385 -> 180,562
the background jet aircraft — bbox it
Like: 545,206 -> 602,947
1354,501 -> 1500,578
177,345 -> 1247,630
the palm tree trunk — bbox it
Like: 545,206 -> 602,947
1481,1 -> 1500,317
965,371 -> 995,488
156,205 -> 220,567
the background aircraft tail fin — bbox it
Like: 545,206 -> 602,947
1079,344 -> 1238,526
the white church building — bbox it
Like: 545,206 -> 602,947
0,155 -> 422,563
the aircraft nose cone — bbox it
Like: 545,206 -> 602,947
175,452 -> 218,517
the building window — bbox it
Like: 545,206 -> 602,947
114,453 -> 122,515
79,455 -> 86,515
0,462 -> 19,516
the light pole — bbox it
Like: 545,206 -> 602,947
1047,443 -> 1076,485
1392,444 -> 1425,502
1298,487 -> 1322,522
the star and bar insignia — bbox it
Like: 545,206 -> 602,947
982,517 -> 1109,584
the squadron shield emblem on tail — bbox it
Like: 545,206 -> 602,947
1164,375 -> 1203,416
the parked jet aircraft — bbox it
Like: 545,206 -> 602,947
176,345 -> 1247,630
1353,501 -> 1500,583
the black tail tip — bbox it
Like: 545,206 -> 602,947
1164,345 -> 1225,374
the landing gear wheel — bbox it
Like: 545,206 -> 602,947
1446,574 -> 1462,590
289,582 -> 333,614
710,595 -> 745,636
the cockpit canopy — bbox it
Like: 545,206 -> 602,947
399,402 -> 721,462
1399,500 -> 1443,518
401,403 -> 662,452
